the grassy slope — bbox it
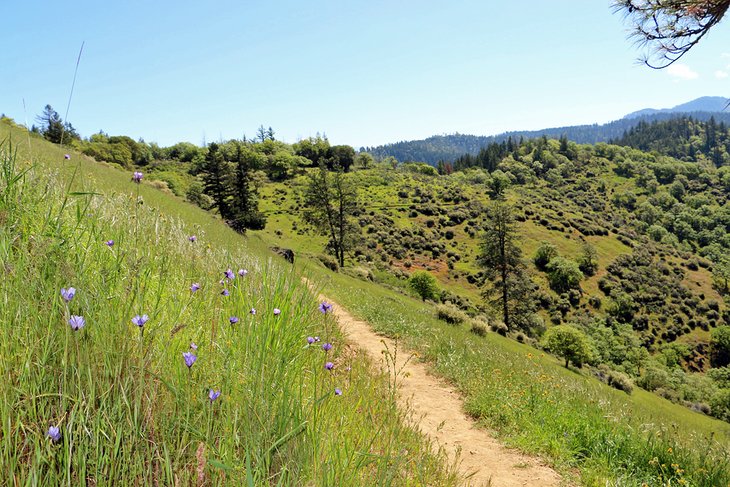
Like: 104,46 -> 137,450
251,164 -> 730,485
0,120 -> 457,486
300,262 -> 730,486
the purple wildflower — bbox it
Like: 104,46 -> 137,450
334,388 -> 342,396
183,351 -> 197,368
190,342 -> 198,350
132,171 -> 143,183
191,283 -> 201,292
224,269 -> 235,280
188,235 -> 197,242
250,308 -> 257,315
307,337 -> 315,344
105,239 -> 115,247
68,315 -> 85,331
273,308 -> 281,316
322,342 -> 332,352
229,316 -> 239,325
132,314 -> 149,327
208,389 -> 221,402
319,302 -> 333,314
221,289 -> 230,297
238,269 -> 248,277
63,154 -> 71,160
60,287 -> 76,302
325,362 -> 334,370
47,425 -> 61,443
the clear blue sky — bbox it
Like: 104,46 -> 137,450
2,1 -> 730,149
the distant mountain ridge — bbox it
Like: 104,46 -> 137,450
365,97 -> 730,165
623,96 -> 729,119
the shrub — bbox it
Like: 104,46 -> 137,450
546,257 -> 584,294
533,241 -> 558,270
490,321 -> 508,336
470,319 -> 488,337
608,371 -> 634,394
409,270 -> 439,301
710,389 -> 730,422
318,254 -> 339,272
436,303 -> 468,325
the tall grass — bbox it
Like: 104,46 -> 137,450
311,268 -> 730,486
0,133 -> 458,485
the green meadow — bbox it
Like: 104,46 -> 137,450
0,120 -> 458,485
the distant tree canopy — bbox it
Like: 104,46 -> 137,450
615,116 -> 730,166
615,0 -> 730,68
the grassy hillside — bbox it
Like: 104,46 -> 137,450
0,120 -> 458,485
300,260 -> 730,486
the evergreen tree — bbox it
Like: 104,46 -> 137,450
201,142 -> 234,220
229,145 -> 266,232
36,105 -> 65,144
478,201 -> 533,332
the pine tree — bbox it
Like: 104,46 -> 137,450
478,201 -> 534,332
36,105 -> 65,144
229,144 -> 266,232
201,142 -> 234,220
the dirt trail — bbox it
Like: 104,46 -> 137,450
321,294 -> 564,487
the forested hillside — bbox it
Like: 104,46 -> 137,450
615,116 -> 730,166
365,111 -> 730,165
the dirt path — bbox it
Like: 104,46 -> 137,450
321,294 -> 564,487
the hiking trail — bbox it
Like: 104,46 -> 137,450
318,291 -> 564,487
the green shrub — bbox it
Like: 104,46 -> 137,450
318,254 -> 339,272
469,317 -> 489,337
546,257 -> 584,294
533,241 -> 558,270
436,303 -> 468,325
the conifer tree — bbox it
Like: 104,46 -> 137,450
478,201 -> 534,332
201,142 -> 234,220
229,144 -> 266,232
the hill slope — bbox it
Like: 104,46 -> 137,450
0,119 -> 458,485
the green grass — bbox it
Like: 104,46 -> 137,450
0,120 -> 458,485
300,261 -> 730,486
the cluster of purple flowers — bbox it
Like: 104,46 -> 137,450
131,171 -> 143,183
61,287 -> 86,331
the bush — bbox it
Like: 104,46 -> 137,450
436,303 -> 468,325
710,389 -> 730,422
594,365 -> 634,394
490,321 -> 508,336
469,319 -> 488,337
409,270 -> 439,301
546,257 -> 584,294
533,241 -> 558,270
318,254 -> 339,272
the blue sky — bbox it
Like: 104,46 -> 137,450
2,1 -> 730,148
